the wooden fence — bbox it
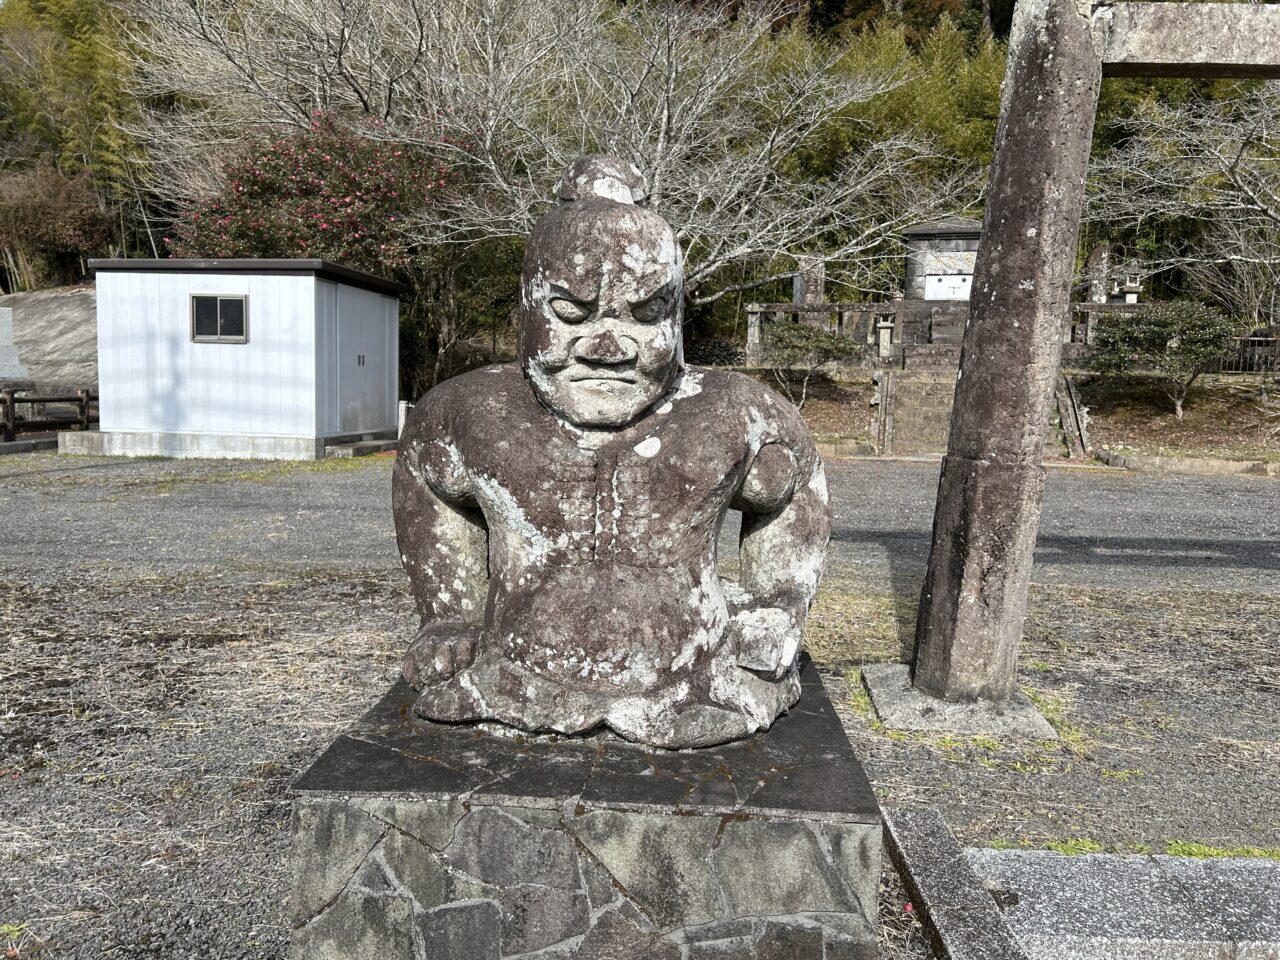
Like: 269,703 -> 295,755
1207,337 -> 1279,374
1,389 -> 98,442
747,301 -> 1279,375
745,302 -> 895,365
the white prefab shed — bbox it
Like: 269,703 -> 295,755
66,259 -> 401,460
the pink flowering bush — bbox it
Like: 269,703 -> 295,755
167,115 -> 449,282
168,116 -> 519,393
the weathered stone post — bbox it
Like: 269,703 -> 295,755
911,0 -> 1103,701
745,303 -> 763,367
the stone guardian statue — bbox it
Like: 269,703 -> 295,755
393,156 -> 831,748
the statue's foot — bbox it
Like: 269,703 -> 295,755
403,622 -> 478,687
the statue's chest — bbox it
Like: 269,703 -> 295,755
474,439 -> 736,568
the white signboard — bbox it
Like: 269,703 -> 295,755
924,274 -> 972,300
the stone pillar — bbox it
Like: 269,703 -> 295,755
745,303 -> 763,366
911,0 -> 1103,702
793,255 -> 826,307
1085,242 -> 1111,305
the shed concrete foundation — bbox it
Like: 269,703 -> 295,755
59,430 -> 326,460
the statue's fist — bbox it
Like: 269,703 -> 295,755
730,607 -> 802,680
403,621 -> 479,687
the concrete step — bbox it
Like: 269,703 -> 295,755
325,439 -> 396,459
967,848 -> 1280,959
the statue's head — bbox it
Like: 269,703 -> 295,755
519,155 -> 683,429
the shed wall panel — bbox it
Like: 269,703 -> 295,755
315,280 -> 339,436
97,272 -> 317,437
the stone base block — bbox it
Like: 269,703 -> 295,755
862,663 -> 1057,739
289,659 -> 882,960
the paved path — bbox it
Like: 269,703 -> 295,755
2,454 -> 1275,593
825,460 -> 1279,594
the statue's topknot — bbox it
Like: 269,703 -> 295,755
556,155 -> 648,205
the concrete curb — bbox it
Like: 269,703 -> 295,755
883,807 -> 1030,960
966,848 -> 1280,959
815,440 -> 878,460
0,436 -> 58,456
1099,448 -> 1280,478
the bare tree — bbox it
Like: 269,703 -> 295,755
120,0 -> 975,302
1089,83 -> 1280,230
1086,81 -> 1280,323
1184,220 -> 1280,329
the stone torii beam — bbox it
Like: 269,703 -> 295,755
910,1 -> 1280,704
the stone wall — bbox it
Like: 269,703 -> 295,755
0,285 -> 96,391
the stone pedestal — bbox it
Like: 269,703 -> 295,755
288,659 -> 881,960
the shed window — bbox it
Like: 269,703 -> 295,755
191,295 -> 248,343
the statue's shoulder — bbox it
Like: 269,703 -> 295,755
689,366 -> 804,419
667,365 -> 763,405
680,366 -> 816,454
406,363 -> 527,440
692,366 -> 780,403
418,363 -> 523,405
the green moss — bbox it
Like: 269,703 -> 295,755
1165,840 -> 1280,860
1045,837 -> 1104,855
846,670 -> 875,720
1024,689 -> 1092,754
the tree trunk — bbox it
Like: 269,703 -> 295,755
1172,372 -> 1199,419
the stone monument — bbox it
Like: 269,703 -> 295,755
393,155 -> 830,749
289,156 -> 881,960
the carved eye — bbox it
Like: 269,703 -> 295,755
631,292 -> 669,324
549,298 -> 591,323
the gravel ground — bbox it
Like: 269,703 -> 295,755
2,452 -> 1276,958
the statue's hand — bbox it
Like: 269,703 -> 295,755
403,620 -> 479,687
729,606 -> 802,680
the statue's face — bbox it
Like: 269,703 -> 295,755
520,201 -> 683,429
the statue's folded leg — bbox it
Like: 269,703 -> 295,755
416,644 -> 800,750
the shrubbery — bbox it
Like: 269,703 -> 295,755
1089,300 -> 1244,419
764,321 -> 864,409
167,116 -> 520,395
0,166 -> 110,290
166,115 -> 449,279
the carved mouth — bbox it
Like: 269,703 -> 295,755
566,372 -> 637,384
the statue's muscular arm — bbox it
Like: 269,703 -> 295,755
392,398 -> 490,686
728,400 -> 832,679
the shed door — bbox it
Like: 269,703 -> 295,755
336,285 -> 385,433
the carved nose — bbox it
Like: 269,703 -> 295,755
576,330 -> 636,364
